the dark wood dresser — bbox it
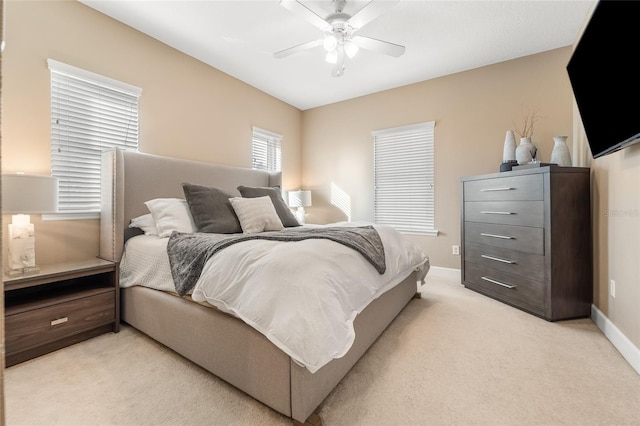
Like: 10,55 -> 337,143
460,165 -> 592,321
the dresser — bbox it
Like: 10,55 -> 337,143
460,166 -> 592,321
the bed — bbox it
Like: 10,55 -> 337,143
99,148 -> 429,423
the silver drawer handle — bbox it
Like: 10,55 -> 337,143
50,317 -> 68,326
481,254 -> 516,264
481,211 -> 514,215
481,276 -> 516,289
480,187 -> 514,192
480,232 -> 515,240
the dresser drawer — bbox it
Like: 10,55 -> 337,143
464,174 -> 543,201
464,222 -> 544,255
465,242 -> 544,282
464,201 -> 544,227
5,291 -> 115,356
464,262 -> 545,315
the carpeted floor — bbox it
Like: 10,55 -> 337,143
5,274 -> 640,425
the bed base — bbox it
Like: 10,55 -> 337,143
121,273 -> 417,422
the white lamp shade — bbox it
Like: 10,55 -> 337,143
323,34 -> 337,52
344,40 -> 359,58
288,190 -> 312,208
325,49 -> 338,64
2,174 -> 59,214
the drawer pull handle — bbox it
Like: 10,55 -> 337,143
480,232 -> 514,240
481,276 -> 516,289
50,317 -> 68,326
481,254 -> 516,264
480,187 -> 514,192
480,211 -> 514,215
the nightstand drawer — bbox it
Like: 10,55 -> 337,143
465,242 -> 544,282
464,222 -> 544,255
464,174 -> 543,201
464,201 -> 544,227
464,262 -> 544,314
5,290 -> 115,356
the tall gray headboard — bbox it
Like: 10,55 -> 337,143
100,148 -> 282,262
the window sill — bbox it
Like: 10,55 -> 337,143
42,212 -> 100,221
403,229 -> 439,237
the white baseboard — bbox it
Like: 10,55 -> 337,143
426,266 -> 461,283
591,305 -> 640,376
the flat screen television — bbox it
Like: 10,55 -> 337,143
566,1 -> 640,159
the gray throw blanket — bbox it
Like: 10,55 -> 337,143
167,226 -> 386,296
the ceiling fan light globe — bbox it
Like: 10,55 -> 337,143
344,41 -> 359,58
326,50 -> 338,64
323,35 -> 338,52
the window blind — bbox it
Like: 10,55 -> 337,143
373,121 -> 437,236
251,126 -> 282,172
48,59 -> 142,215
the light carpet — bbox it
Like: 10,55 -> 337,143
5,275 -> 640,425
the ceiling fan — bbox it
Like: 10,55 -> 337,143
275,0 -> 406,77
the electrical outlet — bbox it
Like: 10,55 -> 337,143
610,279 -> 616,298
452,245 -> 460,255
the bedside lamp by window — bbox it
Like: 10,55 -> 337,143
2,173 -> 58,276
288,190 -> 312,224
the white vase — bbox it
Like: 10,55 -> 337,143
551,136 -> 572,166
502,130 -> 517,162
515,137 -> 536,165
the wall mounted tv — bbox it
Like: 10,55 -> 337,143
566,1 -> 640,159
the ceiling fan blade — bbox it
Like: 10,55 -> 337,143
352,35 -> 405,57
274,38 -> 323,58
280,0 -> 331,32
347,0 -> 399,30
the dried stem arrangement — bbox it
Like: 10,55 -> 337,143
513,109 -> 541,139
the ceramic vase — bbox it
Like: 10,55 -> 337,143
550,135 -> 572,166
502,130 -> 517,162
515,137 -> 536,165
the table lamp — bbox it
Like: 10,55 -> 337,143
2,173 -> 58,276
288,190 -> 312,224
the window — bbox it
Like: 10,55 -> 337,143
251,126 -> 282,172
373,121 -> 437,236
48,59 -> 142,217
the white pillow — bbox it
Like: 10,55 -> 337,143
144,198 -> 197,238
129,213 -> 158,236
229,196 -> 284,234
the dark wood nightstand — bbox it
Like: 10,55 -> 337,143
3,258 -> 119,367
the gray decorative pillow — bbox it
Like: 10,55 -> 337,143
237,185 -> 300,227
182,183 -> 242,234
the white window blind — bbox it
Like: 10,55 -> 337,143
252,126 -> 282,172
48,59 -> 142,216
373,121 -> 437,236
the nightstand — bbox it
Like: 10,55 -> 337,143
3,258 -> 119,367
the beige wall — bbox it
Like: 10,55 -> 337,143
302,48 -> 574,269
1,0 -> 302,265
592,147 -> 640,348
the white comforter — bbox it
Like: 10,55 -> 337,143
120,222 -> 429,373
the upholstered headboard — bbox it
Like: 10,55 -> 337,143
99,148 -> 282,262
